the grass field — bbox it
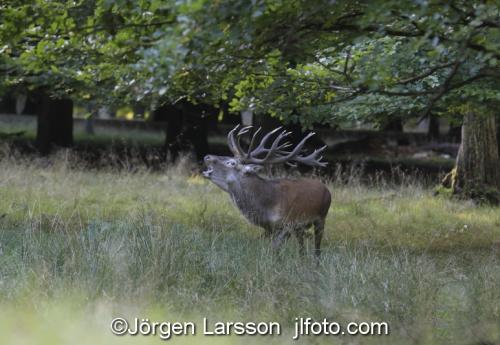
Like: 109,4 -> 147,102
0,151 -> 499,345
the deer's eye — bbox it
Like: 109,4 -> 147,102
225,160 -> 236,167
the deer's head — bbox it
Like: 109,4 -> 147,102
203,125 -> 327,191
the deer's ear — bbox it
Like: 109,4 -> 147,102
242,164 -> 262,174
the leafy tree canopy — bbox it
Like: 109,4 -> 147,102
1,0 -> 177,104
1,0 -> 499,126
171,0 -> 500,126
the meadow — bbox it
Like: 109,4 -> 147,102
0,150 -> 499,345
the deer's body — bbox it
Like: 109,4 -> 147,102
203,125 -> 331,259
228,175 -> 330,229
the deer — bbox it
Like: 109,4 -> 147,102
202,125 -> 331,260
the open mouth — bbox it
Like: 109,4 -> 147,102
202,167 -> 213,178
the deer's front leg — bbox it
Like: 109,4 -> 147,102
293,227 -> 306,256
260,225 -> 273,238
271,226 -> 291,249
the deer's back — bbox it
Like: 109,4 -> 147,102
277,178 -> 331,223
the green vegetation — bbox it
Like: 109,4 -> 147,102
4,1 -> 498,118
1,1 -> 499,343
2,0 -> 498,201
0,154 -> 498,345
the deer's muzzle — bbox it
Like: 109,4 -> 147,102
202,155 -> 214,178
202,167 -> 213,178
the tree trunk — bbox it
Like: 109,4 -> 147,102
452,112 -> 500,203
448,124 -> 462,143
85,114 -> 95,135
428,114 -> 440,140
132,104 -> 146,119
382,118 -> 403,132
185,120 -> 209,161
497,114 -> 500,154
155,101 -> 211,162
0,92 -> 16,114
165,110 -> 183,162
36,95 -> 73,155
185,102 -> 211,161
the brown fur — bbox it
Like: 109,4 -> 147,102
278,178 -> 331,223
203,154 -> 331,259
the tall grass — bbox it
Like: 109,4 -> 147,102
0,151 -> 499,344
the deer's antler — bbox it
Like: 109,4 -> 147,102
226,125 -> 328,167
227,124 -> 251,158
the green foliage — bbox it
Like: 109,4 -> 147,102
1,0 -> 177,103
1,1 -> 499,123
185,0 -> 500,124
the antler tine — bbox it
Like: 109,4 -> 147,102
238,127 -> 328,168
237,126 -> 252,136
275,131 -> 294,151
266,132 -> 316,164
246,127 -> 262,157
251,132 -> 328,167
241,128 -> 291,164
227,124 -> 245,158
292,145 -> 328,167
248,126 -> 283,157
235,126 -> 252,156
259,129 -> 291,162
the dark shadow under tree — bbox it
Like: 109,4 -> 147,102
153,100 -> 212,162
36,94 -> 73,155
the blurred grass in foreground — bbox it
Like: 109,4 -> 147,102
0,151 -> 499,345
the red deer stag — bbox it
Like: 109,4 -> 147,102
202,125 -> 331,259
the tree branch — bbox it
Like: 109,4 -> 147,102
393,61 -> 457,85
466,42 -> 500,60
418,61 -> 462,121
321,23 -> 424,37
314,56 -> 346,77
77,19 -> 176,34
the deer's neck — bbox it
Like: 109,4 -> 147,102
227,175 -> 278,226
